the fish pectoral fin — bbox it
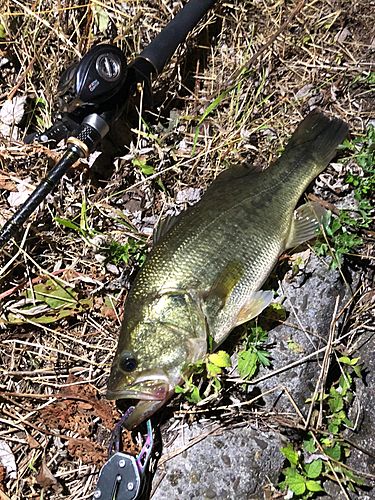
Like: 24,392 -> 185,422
206,261 -> 244,308
235,290 -> 274,326
285,202 -> 326,249
186,337 -> 207,362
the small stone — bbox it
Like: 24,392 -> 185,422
203,487 -> 217,499
295,84 -> 313,99
106,263 -> 120,275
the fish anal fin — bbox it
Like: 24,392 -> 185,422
285,202 -> 326,249
235,290 -> 274,326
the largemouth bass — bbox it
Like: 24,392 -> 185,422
107,110 -> 348,429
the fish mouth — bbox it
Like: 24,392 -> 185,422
106,371 -> 176,428
120,398 -> 171,430
107,381 -> 174,430
106,377 -> 171,402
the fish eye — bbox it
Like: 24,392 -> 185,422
119,352 -> 138,372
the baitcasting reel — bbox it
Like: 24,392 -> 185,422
58,44 -> 128,112
27,44 -> 130,147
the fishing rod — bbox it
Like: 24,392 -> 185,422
0,0 -> 217,250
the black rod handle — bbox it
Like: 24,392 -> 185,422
138,0 -> 216,74
0,148 -> 80,249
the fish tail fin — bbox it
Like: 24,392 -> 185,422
284,109 -> 348,171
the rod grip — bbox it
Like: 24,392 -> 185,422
139,0 -> 216,74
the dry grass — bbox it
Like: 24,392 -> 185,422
0,0 -> 374,498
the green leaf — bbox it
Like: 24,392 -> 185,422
306,480 -> 324,492
80,194 -> 88,232
55,216 -> 81,232
352,364 -> 362,378
304,459 -> 322,479
24,279 -> 78,309
0,24 -> 6,39
249,325 -> 268,344
287,338 -> 304,353
321,437 -> 332,447
264,302 -> 287,321
324,443 -> 342,461
338,356 -> 351,364
175,382 -> 202,403
206,362 -> 222,377
280,444 -> 299,467
256,350 -> 271,367
328,423 -> 339,434
303,437 -> 316,454
343,417 -> 354,428
208,351 -> 231,368
133,158 -> 155,175
286,469 -> 306,495
328,388 -> 344,413
338,356 -> 360,366
187,385 -> 202,403
339,373 -> 351,395
237,350 -> 258,380
175,385 -> 186,394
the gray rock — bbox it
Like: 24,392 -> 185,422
255,252 -> 351,413
346,330 -> 375,490
152,424 -> 285,499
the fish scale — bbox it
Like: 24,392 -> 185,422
107,110 -> 348,429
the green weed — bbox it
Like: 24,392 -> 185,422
237,325 -> 271,380
315,211 -> 364,269
175,351 -> 231,404
278,356 -> 363,498
55,193 -> 97,240
132,157 -> 165,191
106,238 -> 147,267
314,125 -> 374,268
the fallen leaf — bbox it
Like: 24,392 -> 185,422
0,466 -> 5,483
0,442 -> 16,480
0,96 -> 26,139
0,96 -> 26,125
38,375 -> 117,437
100,304 -> 117,320
67,438 -> 106,466
26,434 -> 40,449
35,461 -> 60,491
92,5 -> 110,33
3,278 -> 93,325
0,465 -> 5,496
7,185 -> 32,207
78,402 -> 93,411
0,175 -> 16,191
176,187 -> 202,205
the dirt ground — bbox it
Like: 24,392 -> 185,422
0,1 -> 374,499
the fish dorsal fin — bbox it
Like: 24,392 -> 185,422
209,164 -> 261,187
153,213 -> 180,245
235,290 -> 274,326
285,201 -> 326,249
